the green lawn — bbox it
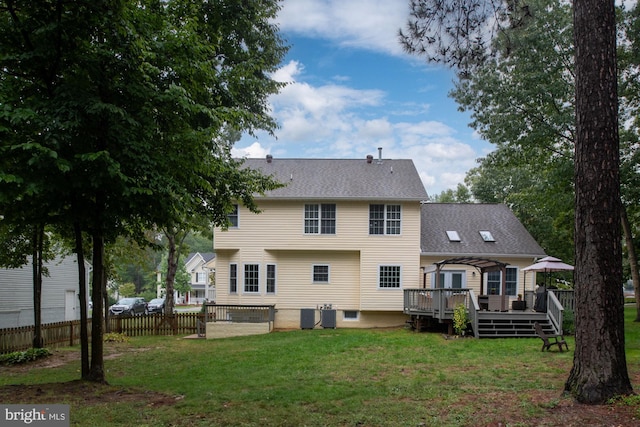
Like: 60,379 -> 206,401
2,307 -> 640,426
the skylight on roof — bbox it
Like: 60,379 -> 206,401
479,231 -> 495,242
446,230 -> 461,242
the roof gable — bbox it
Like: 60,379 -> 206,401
421,203 -> 545,257
241,157 -> 428,201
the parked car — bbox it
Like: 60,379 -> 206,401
623,287 -> 635,300
109,297 -> 147,316
147,297 -> 165,314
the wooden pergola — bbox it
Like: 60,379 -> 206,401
422,256 -> 509,311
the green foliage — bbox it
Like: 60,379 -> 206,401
453,303 -> 469,335
0,348 -> 51,365
562,309 -> 575,335
118,283 -> 136,297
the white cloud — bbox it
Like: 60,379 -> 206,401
234,3 -> 490,197
277,0 -> 410,56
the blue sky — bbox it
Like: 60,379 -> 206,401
234,0 -> 495,197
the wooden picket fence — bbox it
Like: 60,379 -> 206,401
0,313 -> 205,354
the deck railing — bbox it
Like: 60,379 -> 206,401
547,291 -> 564,335
403,288 -> 471,321
203,304 -> 275,324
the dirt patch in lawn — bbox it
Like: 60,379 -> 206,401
0,347 -> 177,407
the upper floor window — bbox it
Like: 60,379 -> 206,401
369,204 -> 401,235
195,272 -> 207,283
304,204 -> 336,234
228,204 -> 239,228
379,265 -> 401,288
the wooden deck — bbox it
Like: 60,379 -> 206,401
403,288 -> 568,338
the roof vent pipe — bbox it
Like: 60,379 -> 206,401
377,147 -> 383,164
366,154 -> 373,164
266,154 -> 273,163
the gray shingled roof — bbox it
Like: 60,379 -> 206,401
421,203 -> 546,257
241,157 -> 429,201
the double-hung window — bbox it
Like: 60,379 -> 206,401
229,264 -> 237,294
266,264 -> 276,294
244,264 -> 259,293
228,204 -> 239,228
379,265 -> 401,288
196,272 -> 206,283
487,267 -> 518,296
369,204 -> 401,235
304,204 -> 336,234
313,265 -> 330,283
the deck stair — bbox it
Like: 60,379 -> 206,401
475,311 -> 550,338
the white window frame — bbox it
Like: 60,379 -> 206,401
243,263 -> 260,294
369,204 -> 402,235
431,270 -> 466,289
304,204 -> 336,235
228,204 -> 239,228
266,264 -> 276,294
486,267 -> 518,296
378,265 -> 402,289
312,264 -> 330,283
229,263 -> 238,294
343,310 -> 359,321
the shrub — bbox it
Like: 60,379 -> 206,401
563,309 -> 575,335
103,332 -> 130,343
0,348 -> 52,365
453,303 -> 468,336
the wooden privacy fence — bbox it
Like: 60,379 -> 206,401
0,313 -> 205,354
0,319 -> 92,354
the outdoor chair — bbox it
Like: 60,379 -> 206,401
534,322 -> 568,352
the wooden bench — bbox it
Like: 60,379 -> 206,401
534,322 -> 569,352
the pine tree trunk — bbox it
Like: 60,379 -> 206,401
31,225 -> 44,349
565,0 -> 633,402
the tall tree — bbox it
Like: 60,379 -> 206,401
401,0 -> 633,402
1,0 -> 287,383
565,0 -> 632,401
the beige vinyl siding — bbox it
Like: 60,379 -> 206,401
215,200 -> 423,313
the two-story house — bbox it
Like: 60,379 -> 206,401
213,154 -> 548,330
213,153 -> 429,329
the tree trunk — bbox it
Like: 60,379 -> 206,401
565,0 -> 633,402
87,232 -> 106,383
620,205 -> 640,322
31,225 -> 44,349
74,221 -> 90,377
165,233 -> 177,318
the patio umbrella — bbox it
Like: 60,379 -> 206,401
522,256 -> 574,288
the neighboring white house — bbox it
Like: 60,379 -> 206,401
0,255 -> 90,329
157,252 -> 215,304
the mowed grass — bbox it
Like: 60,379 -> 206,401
2,307 -> 640,427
